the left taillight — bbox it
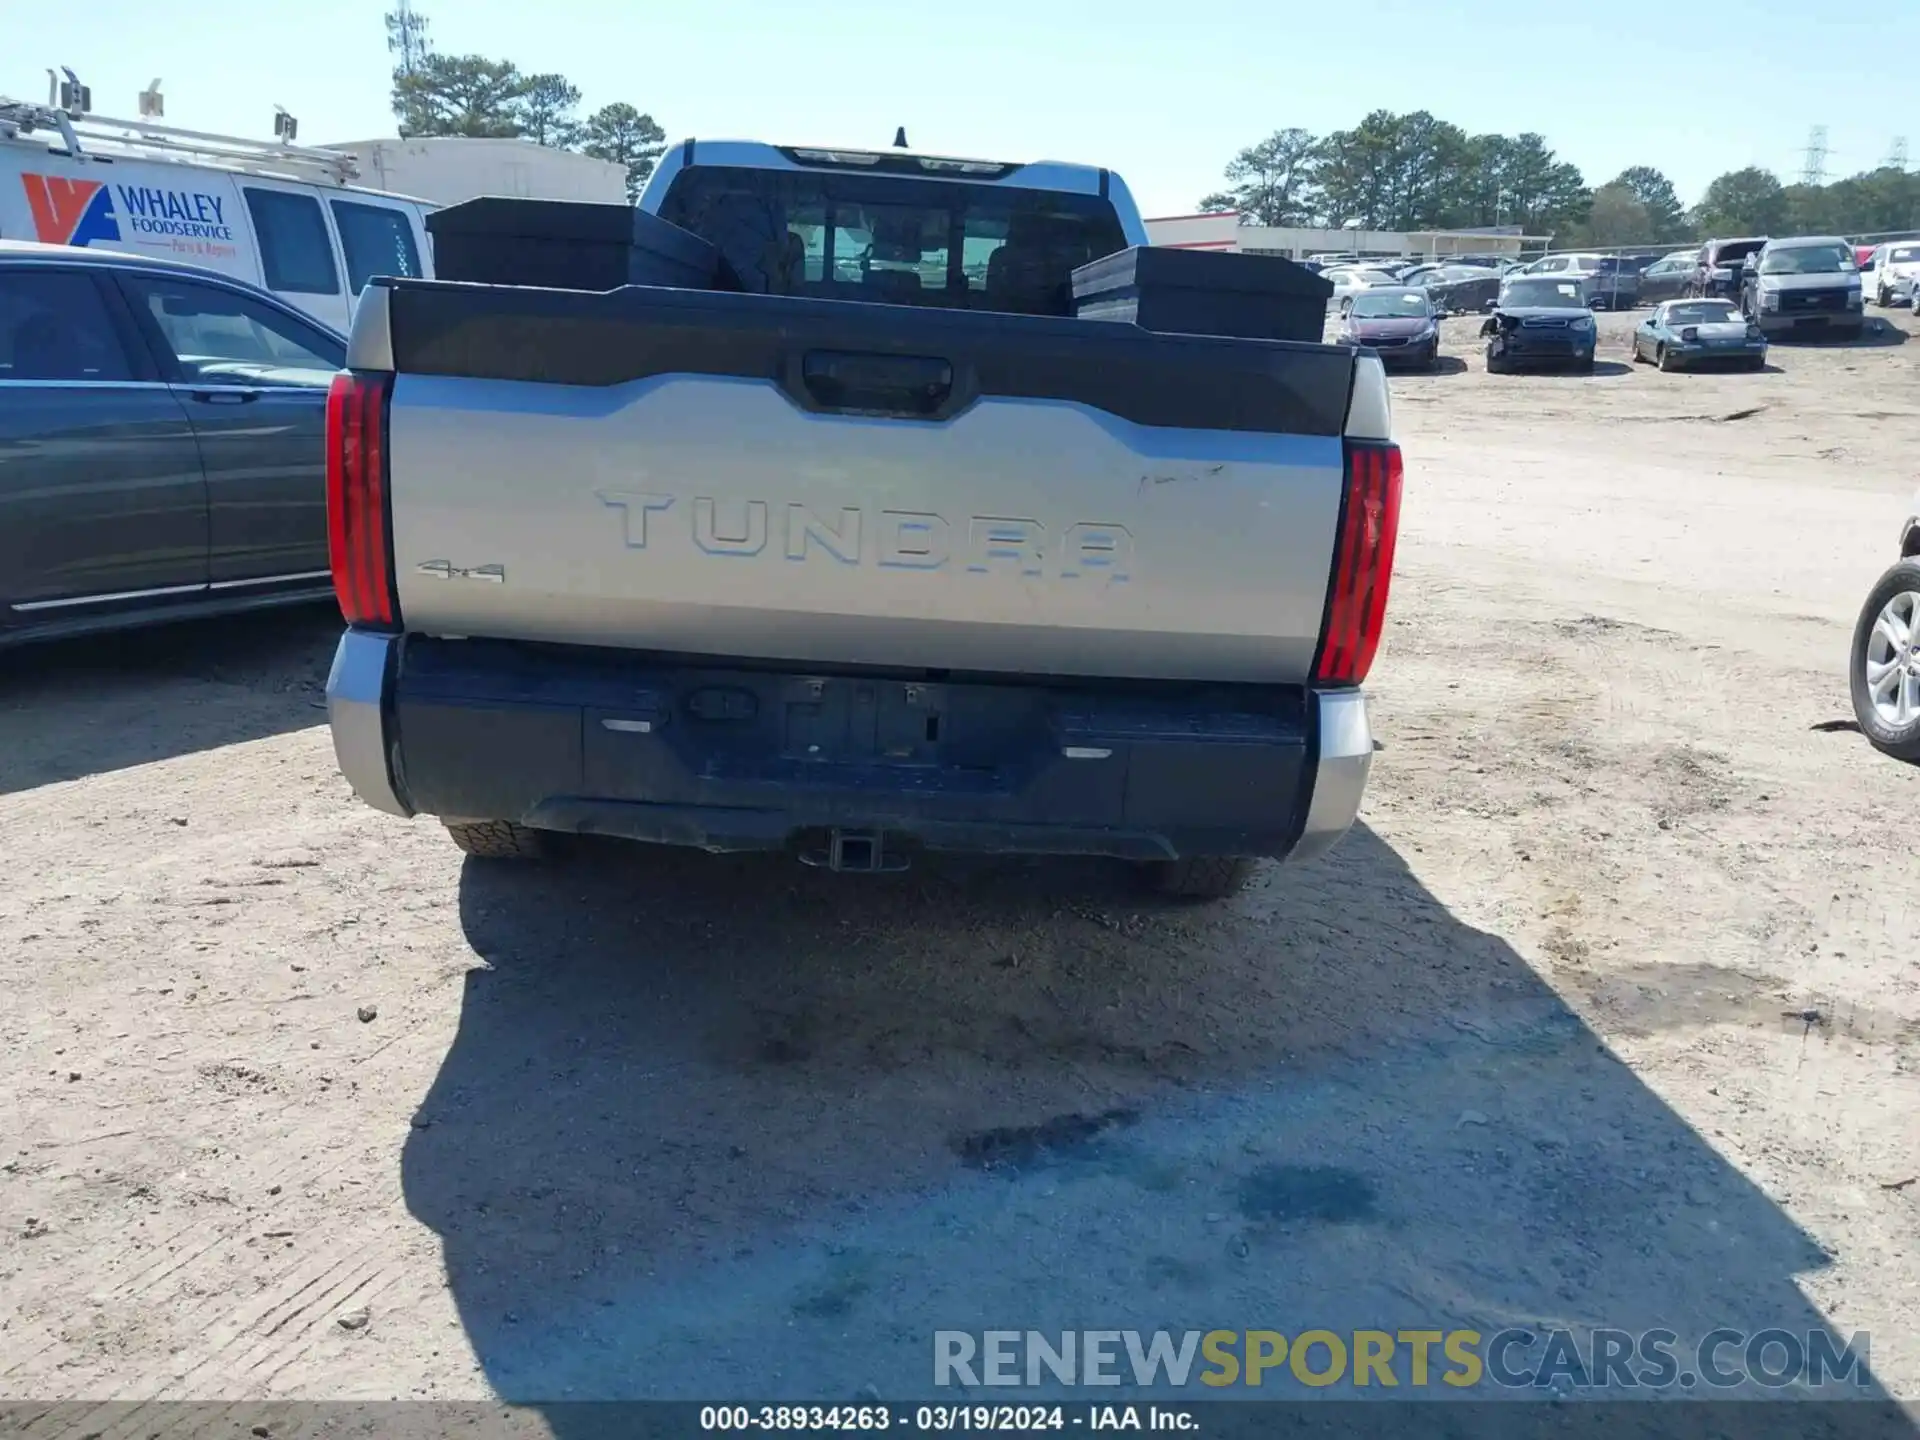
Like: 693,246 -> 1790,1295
325,370 -> 398,631
1313,439 -> 1404,687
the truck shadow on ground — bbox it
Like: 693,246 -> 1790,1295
1395,356 -> 1471,377
1483,361 -> 1634,379
1775,320 -> 1909,348
0,604 -> 339,795
404,826 -> 1911,1423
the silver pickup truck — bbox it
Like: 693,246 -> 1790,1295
323,140 -> 1401,899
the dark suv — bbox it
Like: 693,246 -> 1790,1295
1689,237 -> 1768,300
0,241 -> 345,648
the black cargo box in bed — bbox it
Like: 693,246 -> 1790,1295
1072,246 -> 1333,343
424,197 -> 722,292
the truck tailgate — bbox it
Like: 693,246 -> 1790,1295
363,281 -> 1358,684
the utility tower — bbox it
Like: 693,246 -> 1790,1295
1888,137 -> 1910,172
386,1 -> 431,76
1801,125 -> 1828,186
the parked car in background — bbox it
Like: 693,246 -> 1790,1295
1599,253 -> 1667,308
1518,251 -> 1602,276
1630,298 -> 1767,371
1520,251 -> 1662,309
1854,244 -> 1878,269
1849,488 -> 1920,761
1636,250 -> 1700,305
1689,237 -> 1768,299
1861,241 -> 1920,307
1403,262 -> 1476,292
1740,236 -> 1864,340
1324,264 -> 1400,307
1426,266 -> 1503,315
0,240 -> 344,647
1480,274 -> 1597,372
1335,286 -> 1441,369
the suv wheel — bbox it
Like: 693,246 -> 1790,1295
1850,560 -> 1920,761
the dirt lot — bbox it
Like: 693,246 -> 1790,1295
2,305 -> 1918,1413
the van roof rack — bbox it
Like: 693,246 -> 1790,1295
0,97 -> 361,186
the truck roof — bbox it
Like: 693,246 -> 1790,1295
657,138 -> 1117,198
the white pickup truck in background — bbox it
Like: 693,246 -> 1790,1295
324,140 -> 1401,899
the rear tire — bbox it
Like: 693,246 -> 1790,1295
444,819 -> 549,859
1140,856 -> 1258,901
1655,344 -> 1676,372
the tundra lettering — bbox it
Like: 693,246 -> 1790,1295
598,492 -> 1134,581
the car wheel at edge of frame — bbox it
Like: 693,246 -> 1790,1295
1850,558 -> 1920,762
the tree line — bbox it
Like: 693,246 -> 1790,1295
383,6 -> 666,201
1201,111 -> 1920,246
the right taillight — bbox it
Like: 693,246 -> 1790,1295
326,370 -> 398,631
1314,439 -> 1403,687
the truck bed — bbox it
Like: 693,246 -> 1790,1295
350,278 -> 1362,685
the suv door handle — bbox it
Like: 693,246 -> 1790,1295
191,388 -> 261,404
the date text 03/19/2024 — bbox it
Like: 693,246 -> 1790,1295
698,1404 -> 1197,1431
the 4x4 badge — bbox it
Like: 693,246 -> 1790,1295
415,561 -> 505,583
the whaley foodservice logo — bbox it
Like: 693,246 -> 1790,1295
20,174 -> 119,246
21,173 -> 236,247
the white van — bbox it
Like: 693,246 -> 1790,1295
0,98 -> 433,332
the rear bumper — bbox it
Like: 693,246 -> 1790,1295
325,632 -> 1373,864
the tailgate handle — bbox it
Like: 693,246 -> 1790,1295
800,350 -> 953,418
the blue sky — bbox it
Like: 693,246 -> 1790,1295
8,0 -> 1911,215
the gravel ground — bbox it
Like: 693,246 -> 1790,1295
1,304 -> 1917,1417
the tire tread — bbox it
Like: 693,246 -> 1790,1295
444,819 -> 548,859
1142,856 -> 1259,900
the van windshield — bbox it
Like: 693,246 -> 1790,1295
657,165 -> 1128,315
1759,243 -> 1855,276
